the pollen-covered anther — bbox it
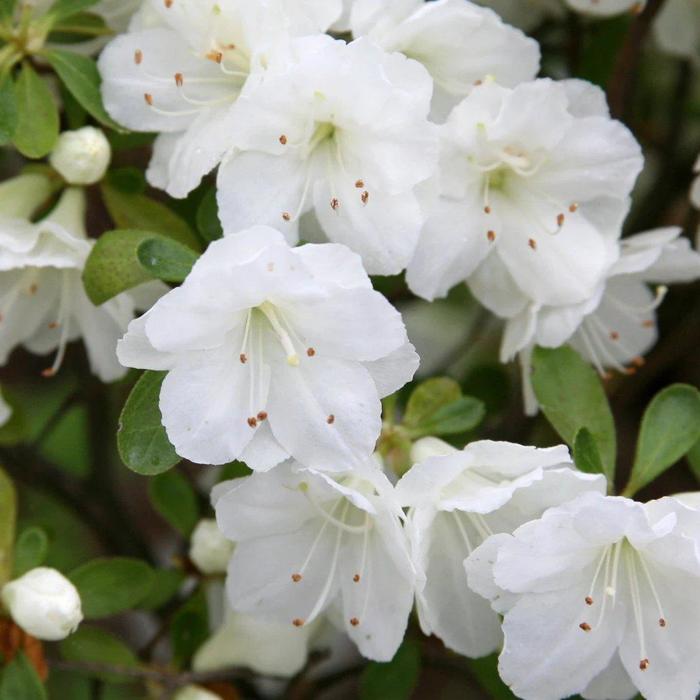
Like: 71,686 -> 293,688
247,417 -> 258,428
257,411 -> 268,421
556,213 -> 565,227
279,134 -> 288,145
206,50 -> 223,64
164,0 -> 172,7
361,191 -> 369,205
353,574 -> 360,583
569,203 -> 579,213
282,212 -> 291,222
350,617 -> 360,627
174,73 -> 184,87
41,368 -> 57,378
610,331 -> 619,341
306,347 -> 316,357
487,230 -> 496,242
48,322 -> 59,329
528,238 -> 537,250
292,618 -> 305,627
484,205 -> 491,214
355,179 -> 364,188
240,353 -> 247,364
585,596 -> 593,606
640,658 -> 650,671
579,622 -> 591,632
659,618 -> 667,627
291,573 -> 302,583
28,284 -> 38,295
144,93 -> 154,106
330,197 -> 340,211
134,50 -> 143,65
327,414 -> 335,425
474,79 -> 483,86
642,320 -> 654,328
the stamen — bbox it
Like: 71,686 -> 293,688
330,197 -> 340,211
355,180 -> 364,188
350,617 -> 359,626
361,191 -> 369,205
452,512 -> 475,556
528,238 -> 537,250
306,347 -> 316,357
327,414 -> 335,425
42,274 -> 72,378
134,49 -> 143,65
257,411 -> 268,421
292,618 -> 304,627
291,573 -> 302,582
279,134 -> 287,145
579,622 -> 591,632
174,72 -> 183,87
259,303 -> 300,366
487,230 -> 496,242
247,417 -> 257,428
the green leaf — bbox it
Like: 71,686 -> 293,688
688,437 -> 700,482
82,229 -> 156,305
170,588 -> 209,668
0,467 -> 16,586
60,627 -> 138,684
0,653 -> 47,700
68,557 -> 155,619
360,640 -> 421,700
12,63 -> 59,158
46,0 -> 99,22
137,568 -> 184,610
0,76 -> 18,145
101,184 -> 201,250
196,187 -> 223,242
467,655 -> 517,700
107,167 -> 146,195
38,403 -> 90,478
531,346 -> 616,482
149,471 -> 199,537
12,526 -> 49,577
0,0 -> 18,23
117,371 -> 179,476
137,237 -> 199,283
573,428 -> 605,477
407,396 -> 485,438
49,11 -> 109,43
404,377 -> 461,428
46,669 -> 91,700
625,384 -> 700,496
43,49 -> 123,131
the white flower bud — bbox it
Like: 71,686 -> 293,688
189,519 -> 234,575
1,567 -> 83,641
410,436 -> 458,464
49,127 -> 111,185
173,685 -> 221,700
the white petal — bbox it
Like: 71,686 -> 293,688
468,251 -> 528,318
117,312 -> 176,371
294,243 -> 371,290
582,652 -> 638,700
361,341 -> 419,397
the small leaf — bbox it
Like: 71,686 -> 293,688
196,187 -> 223,241
117,371 -> 179,476
170,588 -> 209,668
137,237 -> 198,283
360,640 -> 421,700
531,346 -> 616,482
82,229 -> 157,305
68,557 -> 155,618
138,569 -> 184,610
0,467 -> 16,586
13,526 -> 49,577
46,0 -> 99,22
407,396 -> 485,438
625,384 -> 700,496
101,184 -> 201,250
0,76 -> 18,145
13,63 -> 59,158
149,471 -> 199,537
688,437 -> 700,482
0,652 -> 47,700
60,627 -> 138,684
43,49 -> 123,131
573,428 -> 605,477
107,167 -> 146,195
404,377 -> 461,429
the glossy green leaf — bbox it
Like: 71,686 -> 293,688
360,640 -> 421,700
531,346 -> 616,482
0,653 -> 46,700
60,627 -> 138,684
137,568 -> 184,610
38,403 -> 91,478
49,11 -> 109,43
625,384 -> 700,496
137,237 -> 198,283
573,428 -> 605,477
117,371 -> 179,476
408,396 -> 485,438
0,76 -> 18,145
46,669 -> 91,700
46,0 -> 99,22
44,49 -> 123,131
149,470 -> 199,537
13,63 -> 59,158
12,526 -> 49,577
196,187 -> 223,241
68,557 -> 155,618
688,437 -> 700,482
170,588 -> 209,668
0,467 -> 16,586
404,377 -> 461,428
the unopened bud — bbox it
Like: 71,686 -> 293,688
189,519 -> 234,575
1,567 -> 83,641
49,127 -> 111,185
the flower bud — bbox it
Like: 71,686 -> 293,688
1,567 -> 83,641
410,436 -> 458,464
49,127 -> 111,185
189,519 -> 234,575
173,685 -> 221,700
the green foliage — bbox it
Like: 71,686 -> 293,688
12,526 -> 49,577
170,587 -> 210,668
68,557 -> 155,618
688,437 -> 700,482
38,403 -> 91,478
196,187 -> 223,241
572,428 -> 605,477
0,467 -> 16,585
46,0 -> 100,23
467,655 -> 517,700
46,669 -> 91,700
138,568 -> 184,611
360,640 -> 421,700
625,384 -> 700,496
149,470 -> 199,536
0,653 -> 46,700
12,63 -> 59,158
60,627 -> 138,684
531,346 -> 616,483
137,237 -> 199,283
117,371 -> 180,476
0,76 -> 18,145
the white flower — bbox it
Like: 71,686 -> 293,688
1,567 -> 83,641
98,0 -> 334,199
216,35 -> 437,276
503,228 -> 700,409
214,459 -> 417,661
406,79 -> 642,311
189,518 -> 235,575
466,492 -> 700,700
117,226 -> 418,469
347,0 -> 540,120
50,127 -> 112,186
0,185 -> 161,382
173,686 -> 221,700
653,0 -> 700,62
475,0 -> 564,31
395,437 -> 606,658
0,387 -> 10,428
567,0 -> 647,15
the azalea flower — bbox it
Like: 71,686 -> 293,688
501,227 -> 700,412
217,35 -> 437,276
466,491 -> 700,700
117,226 -> 418,469
406,79 -> 643,312
0,182 -> 160,383
347,0 -> 541,120
395,437 -> 605,658
214,458 -> 417,661
653,0 -> 700,62
98,0 -> 336,198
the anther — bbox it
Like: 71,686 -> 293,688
487,230 -> 496,242
355,180 -> 364,188
279,134 -> 287,145
585,596 -> 593,606
134,50 -> 143,65
28,284 -> 38,295
569,203 -> 579,213
41,368 -> 57,378
610,331 -> 619,341
625,367 -> 637,376
528,238 -> 537,250
659,618 -> 667,627
353,574 -> 360,583
144,93 -> 153,106
350,617 -> 359,627
642,320 -> 654,328
282,212 -> 291,221
164,0 -> 172,7
257,411 -> 268,421
292,618 -> 304,627
206,50 -> 223,64
291,573 -> 302,582
640,659 -> 650,671
579,622 -> 591,632
174,73 -> 183,87
48,321 -> 59,329
632,356 -> 645,367
330,198 -> 340,211
484,205 -> 491,214
327,415 -> 335,425
557,213 -> 565,227
361,191 -> 369,205
247,417 -> 258,428
306,347 -> 316,357
240,353 -> 247,364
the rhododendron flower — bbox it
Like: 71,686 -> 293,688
654,0 -> 700,62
